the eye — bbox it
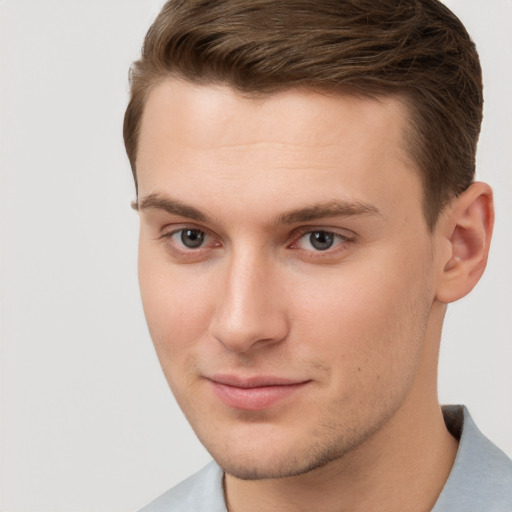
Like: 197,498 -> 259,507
178,228 -> 205,249
161,226 -> 221,258
307,231 -> 336,250
293,230 -> 349,252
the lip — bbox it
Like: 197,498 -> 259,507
207,374 -> 310,411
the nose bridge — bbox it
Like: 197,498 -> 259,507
210,244 -> 288,352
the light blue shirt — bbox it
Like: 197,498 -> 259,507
140,406 -> 512,511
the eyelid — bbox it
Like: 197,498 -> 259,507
159,224 -> 222,259
287,226 -> 355,255
159,222 -> 213,239
289,225 -> 355,242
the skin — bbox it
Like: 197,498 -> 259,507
135,79 -> 493,512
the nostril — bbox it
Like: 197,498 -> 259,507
208,305 -> 289,354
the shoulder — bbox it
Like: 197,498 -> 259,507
433,405 -> 512,512
138,461 -> 226,512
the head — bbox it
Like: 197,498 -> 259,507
125,0 -> 493,481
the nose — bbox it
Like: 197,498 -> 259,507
208,249 -> 290,353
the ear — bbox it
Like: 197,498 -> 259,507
435,182 -> 494,304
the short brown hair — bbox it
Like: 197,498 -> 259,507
124,0 -> 483,229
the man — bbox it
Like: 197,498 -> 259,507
124,0 -> 512,510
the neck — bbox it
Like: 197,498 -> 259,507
224,301 -> 458,512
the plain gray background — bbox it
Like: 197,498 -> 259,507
1,1 -> 510,511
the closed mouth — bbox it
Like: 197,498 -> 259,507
207,374 -> 311,410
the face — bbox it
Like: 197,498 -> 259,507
136,79 -> 439,479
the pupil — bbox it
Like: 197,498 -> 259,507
310,231 -> 334,250
181,229 -> 205,248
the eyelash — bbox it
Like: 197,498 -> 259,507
288,228 -> 353,257
159,225 -> 354,260
160,226 -> 220,260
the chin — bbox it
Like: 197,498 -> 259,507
218,450 -> 342,481
197,423 -> 371,481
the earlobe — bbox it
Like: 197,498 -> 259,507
435,182 -> 494,304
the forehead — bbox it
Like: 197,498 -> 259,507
137,80 -> 410,163
136,79 -> 422,226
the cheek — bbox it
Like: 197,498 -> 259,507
138,245 -> 216,362
138,266 -> 218,411
290,252 -> 432,389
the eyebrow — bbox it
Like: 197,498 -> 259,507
133,193 -> 380,224
275,200 -> 381,224
132,193 -> 208,222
